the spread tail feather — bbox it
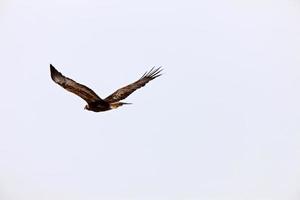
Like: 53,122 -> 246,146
110,102 -> 132,109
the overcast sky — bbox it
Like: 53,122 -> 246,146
0,0 -> 300,199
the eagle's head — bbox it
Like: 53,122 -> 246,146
84,105 -> 90,110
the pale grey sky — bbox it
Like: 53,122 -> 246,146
0,0 -> 300,199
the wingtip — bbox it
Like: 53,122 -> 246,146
148,66 -> 163,79
50,64 -> 59,72
50,64 -> 55,71
50,64 -> 60,80
140,66 -> 163,79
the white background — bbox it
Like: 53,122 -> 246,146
0,0 -> 300,199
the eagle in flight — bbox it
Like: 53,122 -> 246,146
50,64 -> 162,112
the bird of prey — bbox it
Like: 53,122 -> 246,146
50,64 -> 162,112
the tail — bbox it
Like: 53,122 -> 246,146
110,102 -> 132,109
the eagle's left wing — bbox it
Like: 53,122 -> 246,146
104,67 -> 162,103
50,64 -> 104,104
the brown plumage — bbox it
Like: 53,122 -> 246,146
50,64 -> 162,112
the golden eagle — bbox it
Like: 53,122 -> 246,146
50,64 -> 162,112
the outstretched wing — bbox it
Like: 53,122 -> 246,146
105,67 -> 163,103
50,64 -> 103,104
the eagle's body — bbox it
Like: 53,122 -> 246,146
85,100 -> 111,112
50,65 -> 162,112
85,100 -> 129,112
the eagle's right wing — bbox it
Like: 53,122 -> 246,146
105,67 -> 162,103
50,64 -> 103,104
